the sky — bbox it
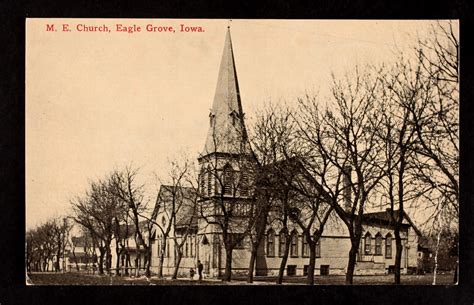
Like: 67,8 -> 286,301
25,19 -> 456,230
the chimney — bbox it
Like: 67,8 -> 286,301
342,165 -> 352,212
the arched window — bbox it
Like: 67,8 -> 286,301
385,233 -> 392,258
375,233 -> 382,255
279,229 -> 287,257
364,232 -> 372,255
290,230 -> 299,257
315,239 -> 321,258
266,229 -> 275,257
302,234 -> 310,257
223,164 -> 234,195
314,230 -> 321,258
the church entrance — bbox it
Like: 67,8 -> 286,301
200,234 -> 211,274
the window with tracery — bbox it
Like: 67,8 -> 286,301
267,229 -> 275,257
385,233 -> 392,258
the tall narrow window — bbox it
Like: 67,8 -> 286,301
302,234 -> 310,257
223,164 -> 234,195
207,166 -> 212,196
239,171 -> 249,197
200,169 -> 206,196
315,239 -> 321,257
375,233 -> 382,255
290,230 -> 299,257
279,229 -> 287,257
385,233 -> 392,258
267,229 -> 275,257
364,232 -> 372,255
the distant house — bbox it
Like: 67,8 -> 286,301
417,244 -> 433,274
110,220 -> 152,275
66,235 -> 100,272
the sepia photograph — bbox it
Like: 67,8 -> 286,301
25,19 -> 459,286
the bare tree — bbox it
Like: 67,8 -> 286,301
246,104 -> 293,283
410,21 -> 459,223
296,67 -> 387,284
374,67 -> 420,284
51,217 -> 73,272
72,176 -> 126,275
27,217 -> 73,273
378,21 -> 459,284
110,167 -> 151,277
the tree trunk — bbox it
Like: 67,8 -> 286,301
134,253 -> 140,277
125,252 -> 130,276
72,247 -> 80,272
172,251 -> 183,279
307,241 -> 316,285
247,244 -> 257,283
247,203 -> 269,283
145,247 -> 151,277
394,226 -> 403,284
158,243 -> 166,278
277,234 -> 291,284
105,243 -> 112,275
223,245 -> 233,282
432,229 -> 442,285
115,245 -> 122,276
98,249 -> 105,275
394,155 -> 405,284
345,237 -> 360,285
56,240 -> 62,272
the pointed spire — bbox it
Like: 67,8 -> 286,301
201,28 -> 251,157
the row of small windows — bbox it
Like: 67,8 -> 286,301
200,165 -> 250,197
267,230 -> 395,259
157,236 -> 196,258
183,235 -> 196,257
266,229 -> 321,258
363,232 -> 393,258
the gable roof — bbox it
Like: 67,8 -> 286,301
256,157 -> 332,203
362,209 -> 422,237
153,185 -> 198,228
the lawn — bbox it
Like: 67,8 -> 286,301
27,272 -> 455,285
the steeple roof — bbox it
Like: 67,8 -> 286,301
201,28 -> 252,157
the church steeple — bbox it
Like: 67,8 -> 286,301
201,27 -> 251,157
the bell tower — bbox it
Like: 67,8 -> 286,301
198,27 -> 255,199
196,28 -> 256,277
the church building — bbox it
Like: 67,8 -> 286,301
150,28 -> 422,278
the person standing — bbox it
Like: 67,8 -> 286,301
197,260 -> 203,282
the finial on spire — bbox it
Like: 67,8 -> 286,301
228,19 -> 232,29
